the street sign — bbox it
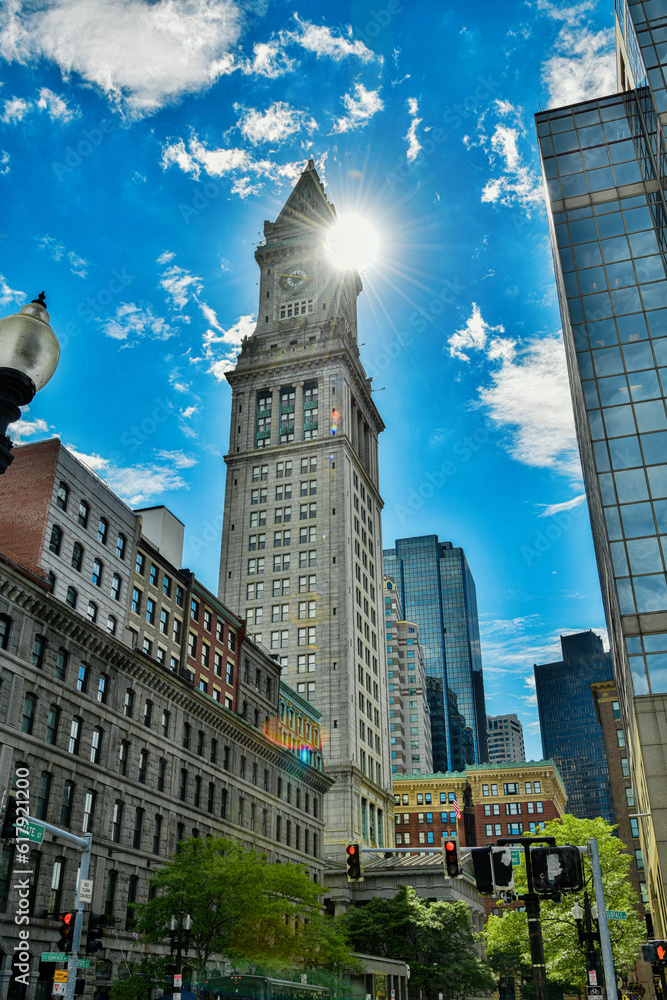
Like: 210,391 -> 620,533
510,849 -> 521,867
588,971 -> 598,986
78,879 -> 93,904
42,953 -> 68,962
23,820 -> 44,844
173,975 -> 182,988
391,992 -> 395,999
77,961 -> 91,970
173,993 -> 181,1000
54,972 -> 68,983
53,984 -> 66,995
606,910 -> 627,920
586,987 -> 603,998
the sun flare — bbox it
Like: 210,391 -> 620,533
325,214 -> 379,272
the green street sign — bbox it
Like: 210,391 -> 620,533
510,849 -> 522,867
21,821 -> 44,844
606,910 -> 627,920
77,960 -> 91,970
41,953 -> 68,962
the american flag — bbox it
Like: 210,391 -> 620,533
453,796 -> 462,820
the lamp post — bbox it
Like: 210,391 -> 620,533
573,892 -> 603,988
169,906 -> 192,992
0,292 -> 60,474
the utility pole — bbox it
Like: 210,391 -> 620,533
588,838 -> 617,1000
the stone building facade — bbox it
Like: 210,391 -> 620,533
0,545 -> 331,1000
383,578 -> 432,777
486,713 -> 525,764
218,160 -> 394,852
391,772 -> 476,850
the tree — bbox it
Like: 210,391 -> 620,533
483,816 -> 646,992
132,836 -> 356,976
339,885 -> 495,1000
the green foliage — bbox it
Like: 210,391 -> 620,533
483,816 -> 646,991
132,836 -> 355,976
109,956 -> 170,1000
338,885 -> 495,1000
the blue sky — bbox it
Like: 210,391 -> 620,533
0,0 -> 619,759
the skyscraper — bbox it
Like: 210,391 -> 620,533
535,3 -> 667,931
534,631 -> 615,824
383,535 -> 488,773
486,713 -> 526,764
218,161 -> 393,850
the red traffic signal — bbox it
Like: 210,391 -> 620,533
443,839 -> 461,878
658,943 -> 667,963
346,843 -> 362,881
58,912 -> 75,952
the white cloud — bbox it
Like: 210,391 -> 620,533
6,415 -> 51,442
181,406 -> 197,419
37,88 -> 77,122
34,235 -> 89,278
535,0 -> 596,28
237,101 -> 317,145
404,96 -> 422,162
155,449 -> 197,468
0,150 -> 9,174
542,28 -> 616,108
466,101 -> 544,214
0,0 -> 244,118
291,15 -> 375,62
478,334 -> 581,477
202,311 -> 255,379
156,250 -> 175,265
0,274 -> 24,306
68,446 -> 190,504
161,134 -> 306,196
538,493 -> 587,517
159,264 -> 203,309
1,96 -> 29,123
332,83 -> 383,133
101,302 -> 174,341
447,302 -> 505,362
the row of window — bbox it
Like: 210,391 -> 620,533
394,831 -> 455,845
481,780 -> 543,796
394,812 -> 459,825
253,457 -> 318,481
248,525 -> 318,550
485,822 -> 544,836
394,790 -> 460,806
252,481 -> 317,504
249,503 -> 317,526
247,551 -> 316,574
483,801 -> 544,816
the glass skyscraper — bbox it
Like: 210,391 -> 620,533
383,535 -> 488,773
535,0 -> 667,933
534,631 -> 615,824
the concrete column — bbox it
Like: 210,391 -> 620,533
351,399 -> 358,454
269,387 -> 279,447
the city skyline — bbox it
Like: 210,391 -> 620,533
0,0 -> 619,758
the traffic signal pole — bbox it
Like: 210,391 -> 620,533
22,813 -> 92,1000
588,838 -> 617,1000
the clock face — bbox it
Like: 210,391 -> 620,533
279,264 -> 310,292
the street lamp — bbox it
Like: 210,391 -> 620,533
0,292 -> 60,474
170,910 -> 193,985
572,891 -> 603,987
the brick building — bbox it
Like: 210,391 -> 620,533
392,772 -> 476,850
466,761 -> 566,845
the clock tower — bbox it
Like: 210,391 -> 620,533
218,160 -> 394,853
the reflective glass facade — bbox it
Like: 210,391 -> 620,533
383,536 -> 488,772
534,632 -> 615,824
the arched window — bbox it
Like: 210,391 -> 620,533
97,674 -> 108,704
47,571 -> 56,594
87,601 -> 97,623
78,501 -> 89,528
35,773 -> 51,821
112,801 -> 123,842
106,614 -> 117,636
152,815 -> 162,855
83,790 -> 96,833
98,518 -> 108,545
138,750 -> 148,784
68,717 -> 82,755
143,701 -> 153,727
91,559 -> 103,587
90,727 -> 103,765
124,689 -> 134,718
77,662 -> 88,693
71,542 -> 84,572
111,574 -> 121,601
60,781 -> 75,827
126,875 -> 139,930
56,483 -> 69,511
46,705 -> 60,745
20,694 -> 36,734
116,533 -> 126,560
0,615 -> 10,650
65,586 -> 77,609
48,856 -> 66,914
49,525 -> 62,555
105,870 -> 117,915
179,769 -> 188,802
31,635 -> 46,669
133,808 -> 144,849
55,648 -> 68,680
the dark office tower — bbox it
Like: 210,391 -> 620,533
383,535 -> 488,773
534,631 -> 615,824
535,0 -> 667,933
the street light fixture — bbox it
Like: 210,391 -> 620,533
0,292 -> 59,474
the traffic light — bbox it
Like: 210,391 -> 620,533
443,838 -> 461,878
58,912 -> 75,953
470,846 -> 515,894
345,844 -> 362,881
530,846 -> 583,894
1,795 -> 17,839
643,942 -> 667,965
74,980 -> 85,995
85,913 -> 106,954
